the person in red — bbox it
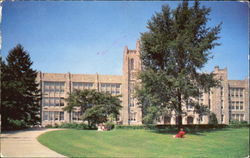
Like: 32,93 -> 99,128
173,128 -> 186,138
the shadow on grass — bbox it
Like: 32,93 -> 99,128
149,128 -> 231,136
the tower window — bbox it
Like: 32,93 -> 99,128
129,58 -> 134,70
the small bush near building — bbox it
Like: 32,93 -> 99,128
229,120 -> 249,128
208,112 -> 218,125
104,122 -> 115,130
45,123 -> 97,130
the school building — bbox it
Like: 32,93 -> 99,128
37,41 -> 249,126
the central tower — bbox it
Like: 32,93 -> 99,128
121,40 -> 142,125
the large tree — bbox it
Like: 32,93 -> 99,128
1,44 -> 41,130
64,89 -> 122,126
137,1 -> 221,127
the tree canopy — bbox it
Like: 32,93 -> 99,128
64,89 -> 122,125
1,44 -> 41,130
136,1 -> 221,126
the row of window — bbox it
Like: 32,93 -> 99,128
43,81 -> 122,94
229,101 -> 244,110
72,111 -> 82,121
72,82 -> 93,90
229,105 -> 244,110
100,83 -> 121,95
44,81 -> 65,93
43,111 -> 64,121
43,97 -> 64,107
231,114 -> 244,121
229,88 -> 244,97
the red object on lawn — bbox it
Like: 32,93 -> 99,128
175,130 -> 186,138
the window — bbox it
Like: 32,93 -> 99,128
100,83 -> 121,95
236,114 -> 240,121
129,58 -> 134,70
240,102 -> 243,110
200,116 -> 203,122
43,97 -> 64,107
220,87 -> 223,96
44,81 -> 65,93
72,111 -> 81,121
60,112 -> 64,120
72,82 -> 93,90
240,89 -> 243,97
43,112 -> 49,121
230,89 -> 234,97
236,102 -> 239,110
54,112 -> 59,121
240,114 -> 244,121
129,112 -> 136,121
43,111 -> 64,121
129,97 -> 134,107
235,88 -> 239,97
221,115 -> 224,123
231,101 -> 235,110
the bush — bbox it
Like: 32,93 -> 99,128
115,124 -> 229,132
54,122 -> 96,130
104,122 -> 115,130
229,120 -> 250,128
5,119 -> 28,130
208,112 -> 218,125
45,124 -> 53,128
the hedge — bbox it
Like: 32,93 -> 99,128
115,124 -> 228,130
45,123 -> 97,130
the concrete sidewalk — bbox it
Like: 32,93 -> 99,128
1,128 -> 67,157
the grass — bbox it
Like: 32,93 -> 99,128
38,128 -> 249,158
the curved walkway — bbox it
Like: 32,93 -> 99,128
1,128 -> 67,157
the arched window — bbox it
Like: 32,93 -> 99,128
187,116 -> 194,124
164,116 -> 171,124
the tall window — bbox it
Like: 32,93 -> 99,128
44,81 -> 65,93
60,112 -> 64,120
240,102 -> 244,110
129,58 -> 134,70
129,112 -> 136,121
100,83 -> 121,95
72,111 -> 82,121
129,97 -> 134,107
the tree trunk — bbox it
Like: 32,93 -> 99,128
177,90 -> 182,130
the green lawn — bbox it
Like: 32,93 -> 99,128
38,128 -> 249,158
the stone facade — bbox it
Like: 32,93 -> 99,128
38,41 -> 249,126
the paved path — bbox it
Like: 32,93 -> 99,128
1,128 -> 67,157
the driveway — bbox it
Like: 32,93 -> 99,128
1,128 -> 67,157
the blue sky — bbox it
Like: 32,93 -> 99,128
1,1 -> 248,80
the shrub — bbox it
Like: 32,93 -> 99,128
104,122 -> 115,130
52,122 -> 96,130
208,112 -> 218,125
45,124 -> 53,128
5,119 -> 28,130
115,124 -> 229,132
229,120 -> 250,128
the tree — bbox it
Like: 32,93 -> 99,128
136,1 -> 221,127
208,112 -> 218,125
64,89 -> 122,126
1,44 -> 41,130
